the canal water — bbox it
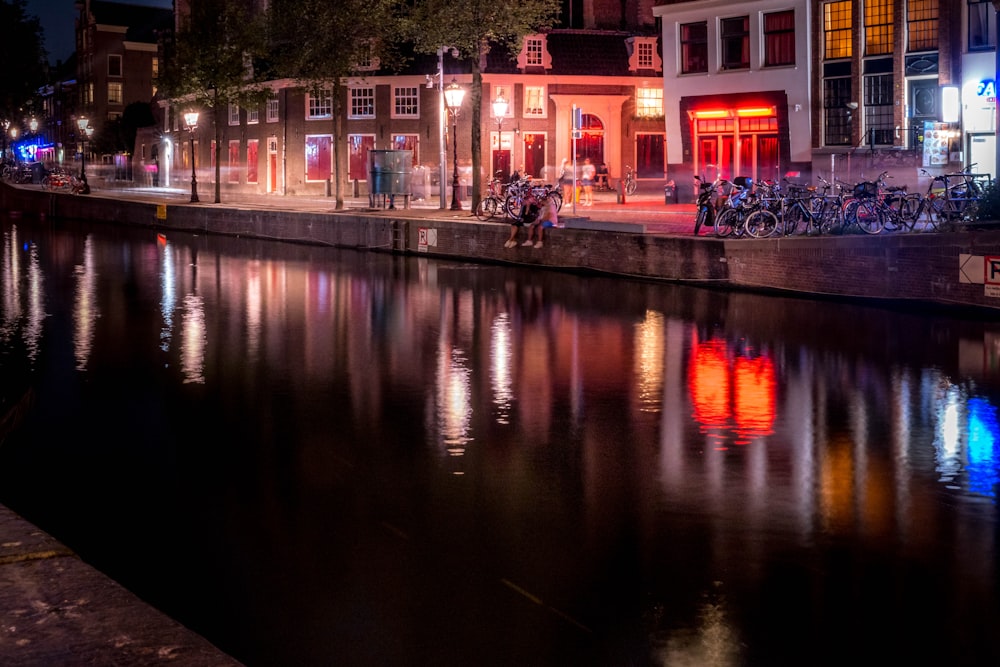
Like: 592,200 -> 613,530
1,213 -> 999,666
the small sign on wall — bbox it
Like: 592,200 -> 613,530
418,227 -> 437,253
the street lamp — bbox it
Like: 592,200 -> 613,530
444,79 -> 465,211
492,94 -> 508,176
437,45 -> 458,209
184,110 -> 200,203
77,117 -> 92,193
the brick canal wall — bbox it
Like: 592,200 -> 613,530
3,183 -> 998,312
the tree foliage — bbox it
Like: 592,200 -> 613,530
269,0 -> 407,208
0,0 -> 47,128
403,0 -> 560,209
157,0 -> 272,202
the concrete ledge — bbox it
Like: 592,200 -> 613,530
564,218 -> 646,233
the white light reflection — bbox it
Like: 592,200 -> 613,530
634,309 -> 664,412
245,262 -> 262,362
933,382 -> 965,486
652,583 -> 741,667
435,341 -> 473,465
159,240 -> 175,351
73,236 -> 99,371
490,312 -> 513,424
1,227 -> 22,346
180,293 -> 206,383
23,240 -> 44,361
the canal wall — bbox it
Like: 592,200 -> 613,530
3,183 -> 999,312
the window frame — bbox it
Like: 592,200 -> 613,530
864,0 -> 894,57
680,21 -> 709,74
266,98 -> 279,123
635,87 -> 663,118
719,15 -> 751,71
523,85 -> 546,118
823,1 -> 853,60
525,37 -> 543,66
968,0 -> 994,51
306,92 -> 332,120
107,81 -> 123,105
906,0 -> 938,52
392,86 -> 419,118
108,54 -> 122,77
228,104 -> 240,126
763,10 -> 795,68
349,86 -> 375,119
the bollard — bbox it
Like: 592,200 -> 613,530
618,179 -> 626,204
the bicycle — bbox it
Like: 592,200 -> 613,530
693,174 -> 723,235
475,176 -> 507,221
622,165 -> 638,196
714,177 -> 777,238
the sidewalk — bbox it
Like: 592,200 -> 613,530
97,182 -> 699,235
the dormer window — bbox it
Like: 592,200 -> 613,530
627,37 -> 662,73
517,34 -> 552,70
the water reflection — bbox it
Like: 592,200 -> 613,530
2,213 -> 1000,665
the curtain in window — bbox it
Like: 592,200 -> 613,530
348,135 -> 374,181
247,140 -> 258,184
764,11 -> 795,66
306,135 -> 332,182
228,141 -> 241,183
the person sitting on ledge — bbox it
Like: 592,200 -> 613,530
595,161 -> 609,190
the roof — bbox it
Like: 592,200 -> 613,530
89,1 -> 173,44
484,30 -> 644,77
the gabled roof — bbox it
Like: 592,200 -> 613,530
485,30 -> 642,77
90,1 -> 173,44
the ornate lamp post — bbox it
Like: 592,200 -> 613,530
492,94 -> 508,176
77,117 -> 91,193
184,111 -> 200,203
444,79 -> 466,211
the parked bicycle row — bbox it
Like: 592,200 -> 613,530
693,165 -> 993,238
475,173 -> 564,222
2,161 -> 90,194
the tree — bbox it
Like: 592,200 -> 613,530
0,0 -> 47,134
269,0 -> 407,209
403,0 -> 560,212
157,0 -> 272,203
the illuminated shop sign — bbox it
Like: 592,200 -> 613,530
977,79 -> 996,101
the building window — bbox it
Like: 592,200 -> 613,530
350,87 -> 375,118
525,37 -> 543,66
720,16 -> 750,70
305,134 -> 332,181
349,134 -> 375,181
152,57 -> 158,78
228,140 -> 240,183
523,86 -> 545,117
907,0 -> 938,52
107,82 -> 122,105
681,21 -> 708,74
247,139 -> 258,184
267,98 -> 279,122
637,42 -> 655,69
864,73 -> 894,145
393,86 -> 419,118
391,134 -> 419,164
229,104 -> 240,126
864,0 -> 894,56
968,1 -> 994,51
823,77 -> 852,145
108,54 -> 122,77
247,107 -> 259,124
636,88 -> 663,117
635,134 -> 665,179
824,1 -> 852,59
763,10 -> 795,67
307,92 -> 332,119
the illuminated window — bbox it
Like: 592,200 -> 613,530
907,0 -> 938,52
152,57 -> 158,78
229,104 -> 240,126
247,139 -> 258,183
307,92 -> 332,119
864,0 -> 894,56
393,86 -> 419,118
720,16 -> 750,70
266,98 -> 279,123
823,1 -> 852,59
228,140 -> 240,183
247,107 -> 259,124
523,85 -> 545,117
636,88 -> 662,117
681,21 -> 708,74
107,81 -> 122,105
763,10 -> 795,67
350,87 -> 375,118
391,134 -> 419,164
305,134 -> 332,181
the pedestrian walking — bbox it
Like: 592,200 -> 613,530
581,158 -> 595,206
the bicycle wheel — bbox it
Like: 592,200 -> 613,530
504,194 -> 523,220
475,196 -> 498,221
853,200 -> 884,234
626,179 -> 637,196
783,203 -> 807,236
895,194 -> 920,231
715,208 -> 737,238
818,201 -> 843,235
746,209 -> 778,238
548,190 -> 563,212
